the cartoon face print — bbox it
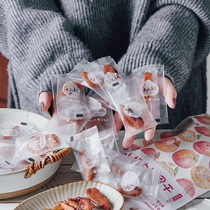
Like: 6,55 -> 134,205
141,80 -> 159,97
104,72 -> 122,88
124,102 -> 142,118
62,82 -> 80,98
82,150 -> 100,169
27,134 -> 47,151
120,171 -> 140,192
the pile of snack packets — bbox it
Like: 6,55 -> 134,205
0,56 -> 210,210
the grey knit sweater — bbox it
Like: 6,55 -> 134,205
0,0 -> 210,129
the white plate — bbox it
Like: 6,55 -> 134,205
0,109 -> 62,199
14,181 -> 124,210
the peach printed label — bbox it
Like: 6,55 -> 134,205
104,72 -> 122,88
120,171 -> 140,192
28,134 -> 46,151
1,128 -> 19,137
120,113 -> 210,210
82,150 -> 100,169
62,82 -> 80,98
141,80 -> 159,97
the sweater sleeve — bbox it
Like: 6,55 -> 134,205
118,0 -> 210,92
0,1 -> 92,107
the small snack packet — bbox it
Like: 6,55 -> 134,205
0,120 -> 37,144
0,142 -> 15,172
132,65 -> 168,124
12,123 -> 76,165
99,128 -> 119,152
106,149 -> 160,202
73,126 -> 114,185
56,74 -> 91,120
46,95 -> 101,134
80,58 -> 116,110
0,125 -> 21,143
84,56 -> 158,138
86,91 -> 116,129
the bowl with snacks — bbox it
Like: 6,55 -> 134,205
14,181 -> 124,210
0,108 -> 70,200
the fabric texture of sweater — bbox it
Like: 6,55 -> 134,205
0,0 -> 210,129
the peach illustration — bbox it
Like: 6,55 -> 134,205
193,141 -> 210,157
178,118 -> 196,129
154,138 -> 180,153
143,139 -> 154,147
157,161 -> 175,177
177,129 -> 196,142
190,166 -> 210,189
160,130 -> 183,139
176,178 -> 195,198
194,126 -> 210,137
130,144 -> 141,151
195,115 -> 210,125
140,148 -> 159,161
172,149 -> 198,169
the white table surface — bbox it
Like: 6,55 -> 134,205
1,131 -> 210,210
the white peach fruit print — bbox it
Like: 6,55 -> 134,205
176,178 -> 195,198
172,149 -> 199,169
190,166 -> 210,189
193,141 -> 210,157
154,137 -> 180,153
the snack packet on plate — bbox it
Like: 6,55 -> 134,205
120,113 -> 210,210
0,143 -> 14,172
13,123 -> 76,165
73,126 -> 114,186
0,120 -> 37,144
132,65 -> 168,124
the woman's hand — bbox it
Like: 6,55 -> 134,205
115,76 -> 177,149
39,77 -> 177,149
39,92 -> 53,113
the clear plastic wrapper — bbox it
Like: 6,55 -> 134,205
132,65 -> 168,124
0,125 -> 21,144
90,57 -> 158,137
12,123 -> 76,165
105,149 -> 144,167
72,126 -> 114,186
0,142 -> 31,173
0,142 -> 14,172
107,151 -> 160,202
0,120 -> 37,144
99,128 -> 119,152
55,74 -> 91,120
80,58 -> 116,110
46,95 -> 101,134
86,91 -> 116,128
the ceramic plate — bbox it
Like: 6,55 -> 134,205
0,108 -> 60,199
14,181 -> 124,210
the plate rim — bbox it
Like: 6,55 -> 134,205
14,180 -> 125,210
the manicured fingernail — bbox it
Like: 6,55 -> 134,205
173,98 -> 176,107
39,102 -> 44,111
